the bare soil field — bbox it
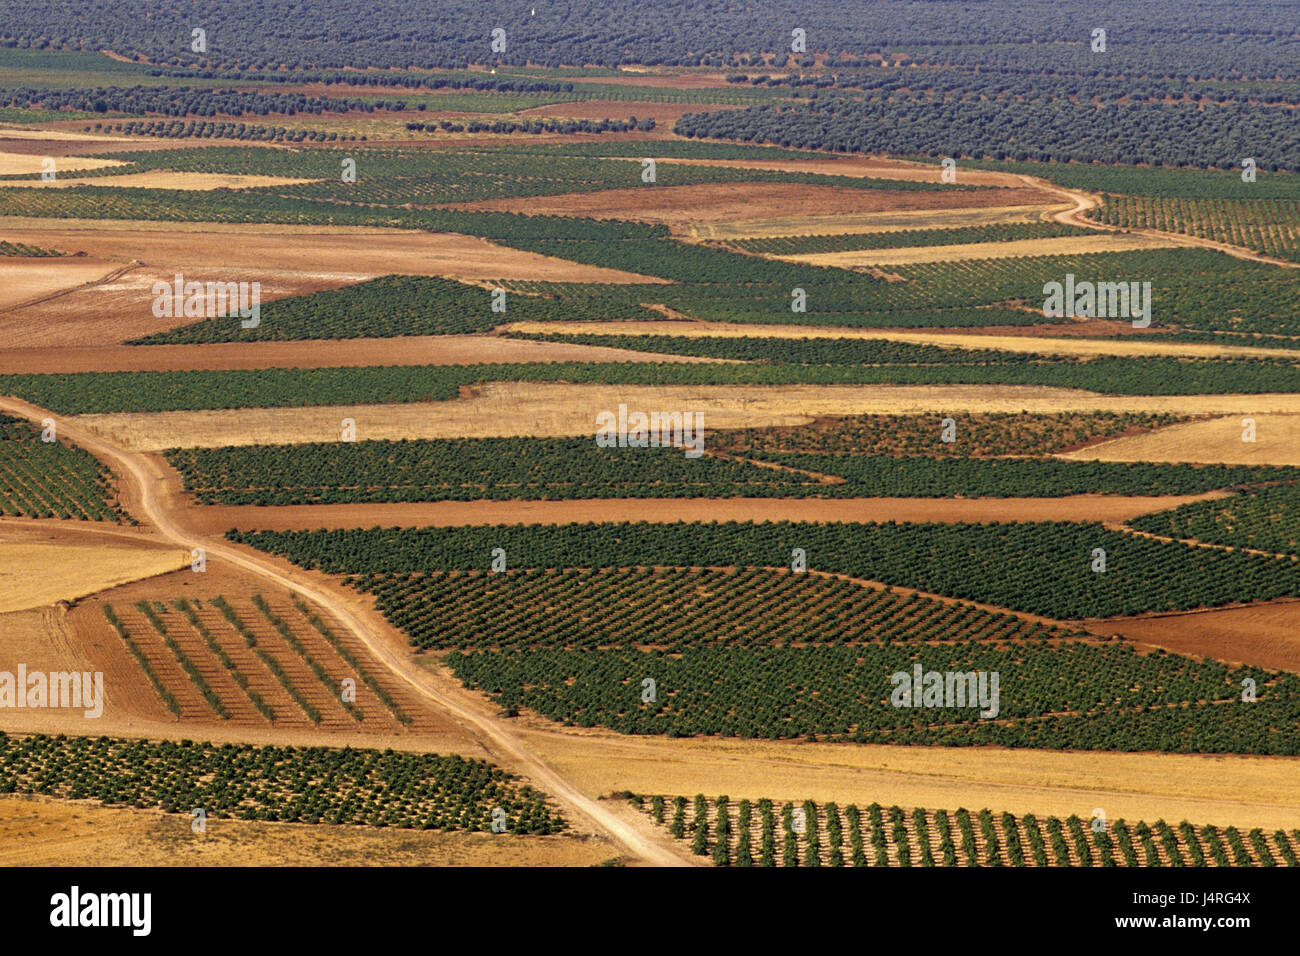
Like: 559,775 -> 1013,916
683,202 -> 1069,239
0,521 -> 187,612
516,726 -> 1300,832
0,171 -> 316,190
445,182 -> 1056,225
0,257 -> 120,311
0,225 -> 665,348
0,151 -> 122,175
64,564 -> 462,738
778,232 -> 1179,267
1061,414 -> 1300,466
1092,600 -> 1300,674
73,385 -> 1300,450
0,795 -> 616,866
502,320 -> 1295,360
1,266 -> 342,349
180,493 -> 1229,535
0,222 -> 665,283
0,334 -> 725,374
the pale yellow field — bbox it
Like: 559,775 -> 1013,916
520,728 -> 1300,832
0,258 -> 120,310
1061,413 -> 1300,466
502,320 -> 1298,360
684,203 -> 1068,239
0,128 -> 132,142
778,232 -> 1178,267
71,384 -> 1300,450
0,795 -> 617,867
0,151 -> 123,175
0,530 -> 187,612
0,171 -> 316,190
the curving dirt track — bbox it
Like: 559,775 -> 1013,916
1016,172 -> 1300,271
0,395 -> 690,867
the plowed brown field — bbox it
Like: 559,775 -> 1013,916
445,182 -> 1055,224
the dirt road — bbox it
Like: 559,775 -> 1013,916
0,395 -> 691,867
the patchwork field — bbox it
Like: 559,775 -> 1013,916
1,9 -> 1298,883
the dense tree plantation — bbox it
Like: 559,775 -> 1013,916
2,0 -> 1292,78
0,414 -> 122,521
134,276 -> 663,344
348,567 -> 1079,651
1130,484 -> 1300,557
963,161 -> 1300,202
165,437 -> 1298,505
633,795 -> 1300,867
0,733 -> 564,833
446,642 -> 1299,752
228,521 -> 1300,620
676,93 -> 1298,171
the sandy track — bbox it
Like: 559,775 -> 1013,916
71,384 -> 1300,451
0,335 -> 725,374
0,395 -> 690,867
182,493 -> 1230,535
1016,173 -> 1300,271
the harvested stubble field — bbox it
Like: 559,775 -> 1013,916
0,522 -> 186,612
1061,414 -> 1300,466
0,795 -> 614,867
0,256 -> 118,311
0,150 -> 121,175
0,171 -> 316,190
70,384 -> 1300,451
509,729 -> 1300,834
